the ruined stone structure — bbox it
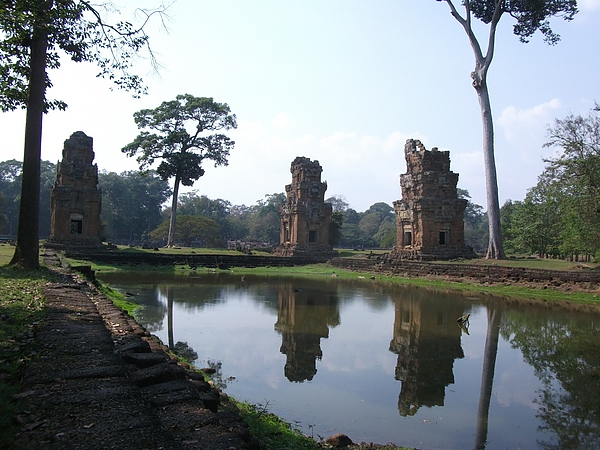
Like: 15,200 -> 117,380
274,157 -> 336,257
392,139 -> 474,260
48,131 -> 102,246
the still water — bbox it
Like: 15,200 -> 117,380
99,271 -> 600,449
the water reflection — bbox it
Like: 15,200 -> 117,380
389,293 -> 468,416
275,285 -> 340,382
100,271 -> 600,449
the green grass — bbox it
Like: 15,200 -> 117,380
62,243 -> 599,307
234,401 -> 322,449
0,265 -> 56,447
0,243 -> 15,266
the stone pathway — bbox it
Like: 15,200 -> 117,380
12,270 -> 258,449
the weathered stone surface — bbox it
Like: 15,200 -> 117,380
122,351 -> 168,368
140,380 -> 202,407
325,432 -> 354,447
275,156 -> 337,257
130,362 -> 186,387
392,139 -> 475,260
48,131 -> 102,246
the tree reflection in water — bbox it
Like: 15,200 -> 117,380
501,308 -> 600,449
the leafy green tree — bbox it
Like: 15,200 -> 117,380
246,193 -> 285,244
543,104 -> 600,258
326,195 -> 350,213
227,204 -> 251,241
149,215 -> 221,248
0,192 -> 7,234
122,94 -> 237,248
329,210 -> 344,247
1,1 -> 166,268
500,199 -> 519,254
178,192 -> 233,239
373,217 -> 396,248
0,160 -> 23,235
512,183 -> 562,257
459,188 -> 488,252
436,0 -> 578,259
342,208 -> 361,225
0,159 -> 55,237
99,170 -> 171,244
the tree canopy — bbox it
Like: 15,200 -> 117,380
0,0 -> 166,268
122,94 -> 237,247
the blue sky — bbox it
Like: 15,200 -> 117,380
1,0 -> 599,211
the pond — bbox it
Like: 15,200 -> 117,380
99,271 -> 600,449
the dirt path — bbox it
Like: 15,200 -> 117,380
13,270 -> 259,449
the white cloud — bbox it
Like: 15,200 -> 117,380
497,99 -> 562,146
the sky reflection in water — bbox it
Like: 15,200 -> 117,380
100,271 -> 600,450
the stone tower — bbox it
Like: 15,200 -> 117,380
392,139 -> 474,260
275,157 -> 335,257
48,131 -> 102,246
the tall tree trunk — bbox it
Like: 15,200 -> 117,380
166,174 -> 180,247
10,13 -> 49,269
167,286 -> 174,349
475,307 -> 502,450
473,75 -> 505,259
443,0 -> 505,259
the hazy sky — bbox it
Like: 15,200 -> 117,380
1,0 -> 599,212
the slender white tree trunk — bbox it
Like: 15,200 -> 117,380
473,71 -> 505,259
166,174 -> 180,247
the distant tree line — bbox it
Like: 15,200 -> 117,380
1,105 -> 597,258
0,159 -> 489,251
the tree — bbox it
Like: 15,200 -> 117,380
325,195 -> 350,213
0,1 -> 166,268
122,94 -> 237,248
246,193 -> 285,244
0,159 -> 55,237
99,170 -> 171,244
149,215 -> 221,248
436,0 -> 578,259
459,188 -> 488,252
543,104 -> 600,258
178,192 -> 233,239
329,210 -> 344,247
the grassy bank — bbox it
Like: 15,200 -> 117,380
0,265 -> 56,446
59,243 -> 600,307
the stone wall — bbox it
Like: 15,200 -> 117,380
330,257 -> 600,285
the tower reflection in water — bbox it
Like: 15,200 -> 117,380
274,284 -> 340,382
389,294 -> 469,416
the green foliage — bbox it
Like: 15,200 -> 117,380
0,159 -> 55,237
245,193 -> 286,244
123,94 -> 237,247
235,401 -> 321,449
501,105 -> 600,259
149,215 -> 222,247
122,94 -> 237,182
99,170 -> 171,244
329,210 -> 344,246
0,1 -> 164,111
501,311 -> 600,448
178,193 -> 235,239
467,0 -> 578,45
